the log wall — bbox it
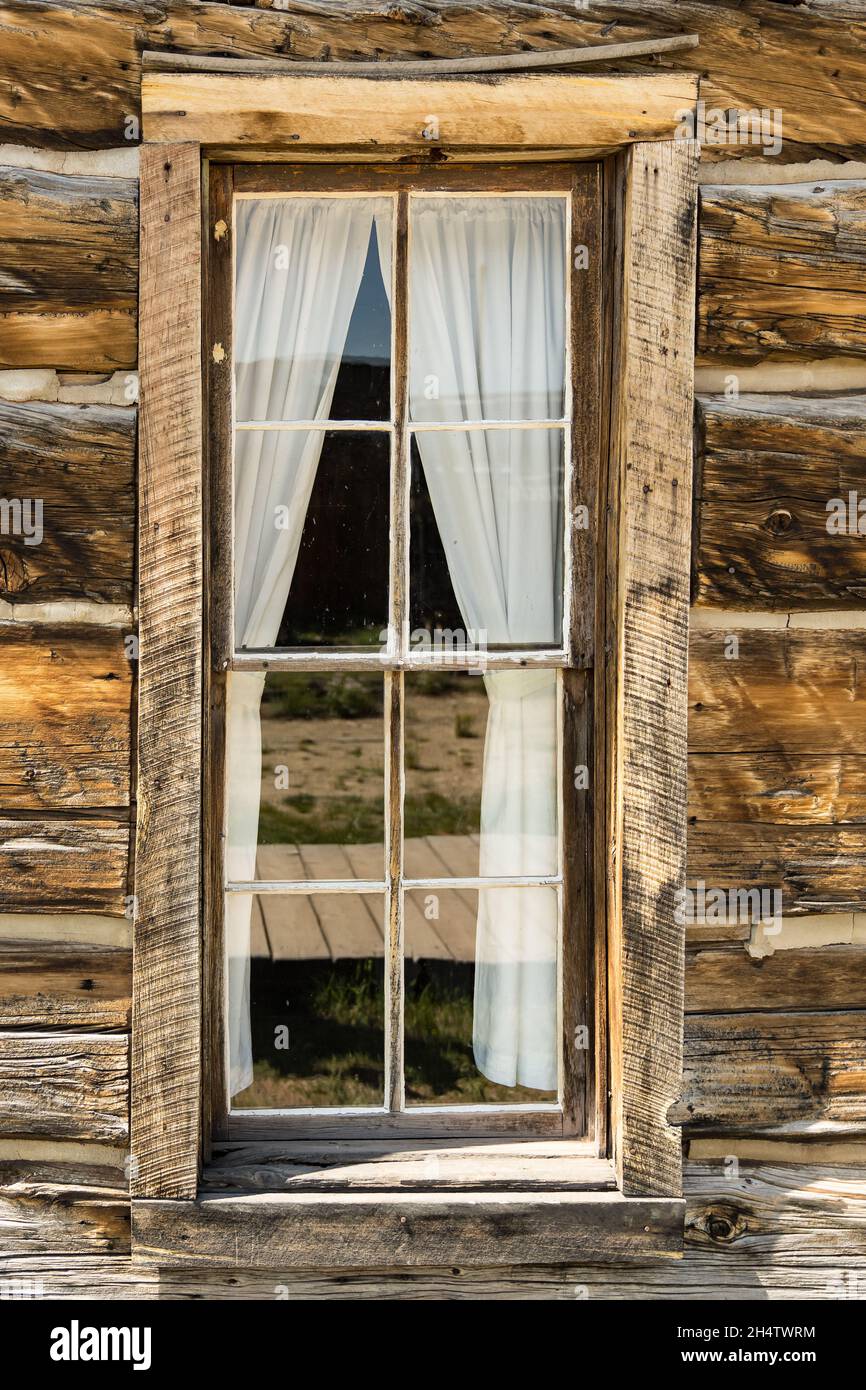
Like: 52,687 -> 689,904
1,0 -> 865,1300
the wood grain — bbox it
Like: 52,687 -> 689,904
694,393 -> 866,610
607,141 -> 697,1198
0,1154 -> 128,1253
142,70 -> 697,149
698,183 -> 866,363
687,943 -> 866,1013
689,752 -> 866,826
0,164 -> 137,370
689,629 -> 866,755
0,1032 -> 128,1142
132,142 -> 202,1200
675,1012 -> 866,1133
687,822 -> 866,916
0,817 -> 129,914
0,401 -> 135,607
0,940 -> 130,1028
0,626 -> 133,811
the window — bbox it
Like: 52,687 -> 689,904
212,168 -> 594,1138
133,70 -> 697,1264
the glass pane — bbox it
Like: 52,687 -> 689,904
404,887 -> 558,1104
408,195 -> 566,422
409,430 -> 564,649
234,430 -> 390,649
404,670 -> 558,881
235,196 -> 392,422
226,671 -> 385,884
230,893 -> 385,1109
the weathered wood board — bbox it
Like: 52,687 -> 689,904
0,627 -> 133,811
689,752 -> 866,826
0,940 -> 131,1028
0,1032 -> 129,1142
694,394 -> 866,610
687,822 -> 866,916
0,818 -> 129,914
689,629 -> 866,755
0,401 -> 135,607
698,183 -> 866,364
0,1154 -> 128,1253
676,1011 -> 866,1133
0,164 -> 137,370
687,943 -> 866,1013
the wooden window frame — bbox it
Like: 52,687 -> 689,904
132,71 -> 698,1269
210,160 -> 595,1147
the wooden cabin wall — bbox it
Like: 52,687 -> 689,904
1,0 -> 864,1300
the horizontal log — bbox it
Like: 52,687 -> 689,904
0,1165 -> 129,1254
687,822 -> 866,915
698,182 -> 866,362
0,818 -> 129,914
689,752 -> 866,826
675,1011 -> 866,1133
686,943 -> 866,1013
689,629 -> 866,754
0,165 -> 137,370
0,1033 -> 128,1142
2,2 -> 865,150
694,393 -> 866,609
0,401 -> 135,607
685,1159 -> 866,1262
0,941 -> 130,1028
0,310 -> 136,372
0,626 -> 133,812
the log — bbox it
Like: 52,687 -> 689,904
675,1011 -> 866,1132
0,1032 -> 128,1142
698,182 -> 866,363
693,393 -> 866,610
687,822 -> 866,916
686,942 -> 866,1013
0,818 -> 129,914
689,752 -> 866,826
0,1157 -> 129,1253
0,940 -> 131,1028
0,2 -> 863,150
689,629 -> 866,754
0,165 -> 137,371
0,627 -> 133,812
0,401 -> 135,607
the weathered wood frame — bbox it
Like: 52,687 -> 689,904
133,71 -> 698,1265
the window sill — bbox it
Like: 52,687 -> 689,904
131,1142 -> 684,1268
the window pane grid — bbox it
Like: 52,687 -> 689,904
226,184 -> 571,1122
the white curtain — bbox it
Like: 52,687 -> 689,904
228,196 -> 391,1096
408,197 -> 565,1090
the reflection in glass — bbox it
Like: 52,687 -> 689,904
403,670 -> 557,881
404,887 -> 558,1104
409,431 -> 564,648
408,195 -> 566,422
227,671 -> 385,881
230,893 -> 385,1110
235,430 -> 390,649
235,196 -> 392,422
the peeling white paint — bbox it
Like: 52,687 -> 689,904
0,913 -> 131,947
690,609 -> 866,631
0,1138 -> 128,1171
749,913 -> 859,958
699,158 -> 866,186
0,602 -> 133,625
0,368 -> 138,407
0,143 -> 138,179
694,359 -> 866,394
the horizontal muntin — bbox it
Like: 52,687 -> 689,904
226,875 -> 562,894
228,648 -> 568,671
235,418 -> 567,431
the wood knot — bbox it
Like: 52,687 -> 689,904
765,507 -> 794,536
0,548 -> 30,594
